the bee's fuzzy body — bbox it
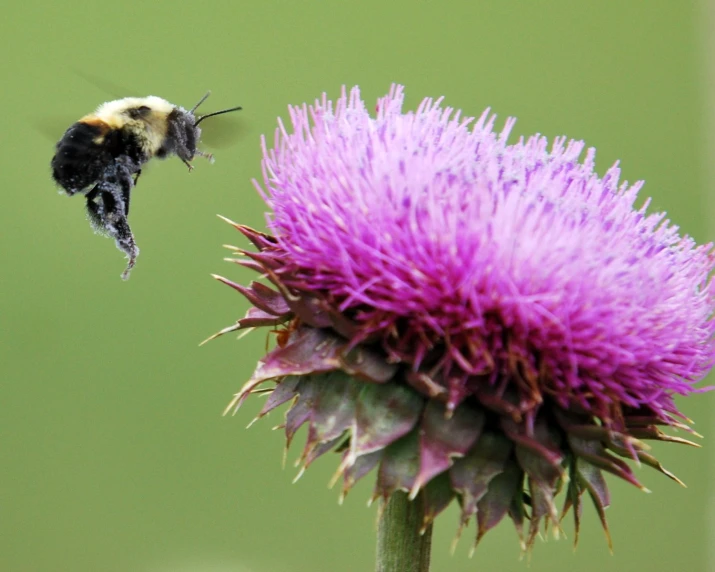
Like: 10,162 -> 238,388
51,96 -> 198,195
50,93 -> 241,279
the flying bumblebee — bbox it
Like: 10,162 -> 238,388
51,92 -> 241,280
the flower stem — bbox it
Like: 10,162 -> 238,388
376,491 -> 433,572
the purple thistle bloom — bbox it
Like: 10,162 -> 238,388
211,85 -> 715,553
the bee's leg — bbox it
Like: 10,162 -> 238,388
121,173 -> 134,216
125,169 -> 142,215
114,156 -> 141,216
86,189 -> 139,280
85,191 -> 105,235
85,162 -> 140,280
84,184 -> 102,229
194,149 -> 215,164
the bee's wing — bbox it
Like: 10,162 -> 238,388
200,115 -> 249,149
34,116 -> 75,144
72,68 -> 129,100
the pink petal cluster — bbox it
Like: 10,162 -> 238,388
256,84 -> 715,422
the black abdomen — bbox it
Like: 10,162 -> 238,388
51,121 -> 141,195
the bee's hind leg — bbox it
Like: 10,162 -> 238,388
85,161 -> 140,280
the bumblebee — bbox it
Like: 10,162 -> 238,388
51,92 -> 241,279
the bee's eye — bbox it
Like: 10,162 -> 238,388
127,106 -> 151,119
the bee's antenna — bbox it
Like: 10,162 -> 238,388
190,91 -> 212,114
195,106 -> 243,126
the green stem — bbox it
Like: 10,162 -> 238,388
376,491 -> 433,572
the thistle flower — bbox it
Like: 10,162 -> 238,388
211,85 -> 715,555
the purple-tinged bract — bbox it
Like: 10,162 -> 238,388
212,85 -> 715,553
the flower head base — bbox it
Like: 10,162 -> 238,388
212,85 -> 715,553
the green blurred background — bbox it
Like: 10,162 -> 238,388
2,1 -> 713,571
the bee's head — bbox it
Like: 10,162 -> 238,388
156,92 -> 242,162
